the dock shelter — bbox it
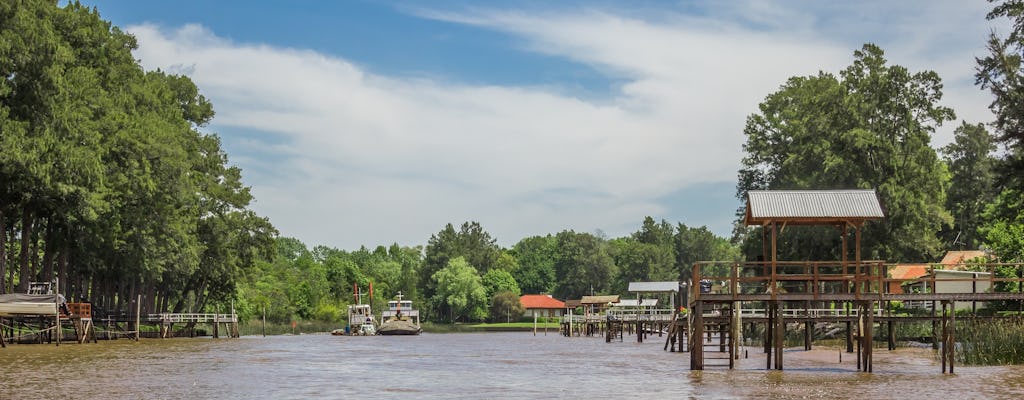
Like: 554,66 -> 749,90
628,281 -> 681,311
692,189 -> 886,371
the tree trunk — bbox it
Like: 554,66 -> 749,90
58,243 -> 69,298
41,221 -> 55,285
17,207 -> 32,292
0,207 -> 6,294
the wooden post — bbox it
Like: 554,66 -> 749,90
0,318 -> 6,348
949,303 -> 956,374
534,312 -> 538,336
804,321 -> 812,351
888,320 -> 895,351
766,303 -> 774,370
941,301 -> 948,373
262,306 -> 266,337
691,301 -> 704,370
55,297 -> 61,347
135,295 -> 141,341
774,301 -> 784,370
865,301 -> 874,373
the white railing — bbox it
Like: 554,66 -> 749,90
146,313 -> 238,323
735,308 -> 882,318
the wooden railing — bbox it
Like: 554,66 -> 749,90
691,261 -> 1024,302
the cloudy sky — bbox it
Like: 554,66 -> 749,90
83,0 -> 1005,250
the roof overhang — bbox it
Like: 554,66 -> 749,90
744,189 -> 884,227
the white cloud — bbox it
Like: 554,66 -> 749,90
125,2 -> 1001,249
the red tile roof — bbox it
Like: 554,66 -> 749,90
939,250 -> 989,266
888,264 -> 930,294
889,264 -> 929,280
520,294 -> 565,309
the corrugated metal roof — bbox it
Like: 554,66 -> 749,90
746,190 -> 884,225
628,282 -> 680,292
615,299 -> 659,307
579,295 -> 620,304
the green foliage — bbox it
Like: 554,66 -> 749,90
957,318 -> 1024,365
489,290 -> 525,322
511,235 -> 557,294
737,43 -> 954,262
431,257 -> 488,323
481,268 -> 520,299
553,230 -> 616,299
422,221 -> 500,315
941,123 -> 998,250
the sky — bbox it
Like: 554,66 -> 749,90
80,0 -> 1006,250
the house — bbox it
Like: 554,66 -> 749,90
519,294 -> 565,318
939,250 -> 990,268
902,269 -> 992,311
887,264 -> 929,294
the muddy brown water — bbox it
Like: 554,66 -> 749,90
2,332 -> 1023,399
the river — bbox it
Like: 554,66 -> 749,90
2,332 -> 1024,399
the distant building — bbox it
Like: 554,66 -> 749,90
902,269 -> 992,311
939,250 -> 990,268
519,294 -> 565,318
887,264 -> 929,294
579,295 -> 620,315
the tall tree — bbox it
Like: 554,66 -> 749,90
431,256 -> 487,322
510,235 -> 557,295
976,0 -> 1024,263
940,122 -> 999,250
737,44 -> 954,262
552,230 -> 616,300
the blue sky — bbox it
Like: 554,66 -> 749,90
82,0 -> 1003,250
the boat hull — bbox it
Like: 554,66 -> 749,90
377,319 -> 421,335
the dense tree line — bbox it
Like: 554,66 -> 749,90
6,1 -> 1024,327
1,1 -> 276,318
237,217 -> 739,325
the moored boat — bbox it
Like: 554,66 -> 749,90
335,285 -> 377,335
378,292 -> 421,336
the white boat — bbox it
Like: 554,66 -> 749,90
0,293 -> 63,317
378,292 -> 421,336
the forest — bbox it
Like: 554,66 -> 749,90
1,0 -> 1023,326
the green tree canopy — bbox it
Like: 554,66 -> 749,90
489,291 -> 525,323
941,122 -> 998,250
553,230 -> 616,300
737,43 -> 954,262
431,256 -> 488,322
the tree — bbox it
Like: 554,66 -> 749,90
977,0 -> 1024,192
941,122 -> 999,250
481,268 -> 520,300
489,291 -> 525,322
511,235 -> 557,295
552,231 -> 616,300
421,221 -> 499,310
431,257 -> 488,322
675,223 -> 740,282
976,0 -> 1024,264
737,44 -> 954,262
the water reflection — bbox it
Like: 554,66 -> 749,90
1,333 -> 1023,399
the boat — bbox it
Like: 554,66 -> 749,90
0,293 -> 63,317
378,292 -> 421,336
333,285 -> 377,336
0,282 -> 66,317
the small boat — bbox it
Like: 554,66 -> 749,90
336,284 -> 377,336
342,303 -> 377,336
378,292 -> 421,336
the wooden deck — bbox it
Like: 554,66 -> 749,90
686,261 -> 1024,374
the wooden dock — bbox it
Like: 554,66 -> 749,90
685,261 -> 1024,373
